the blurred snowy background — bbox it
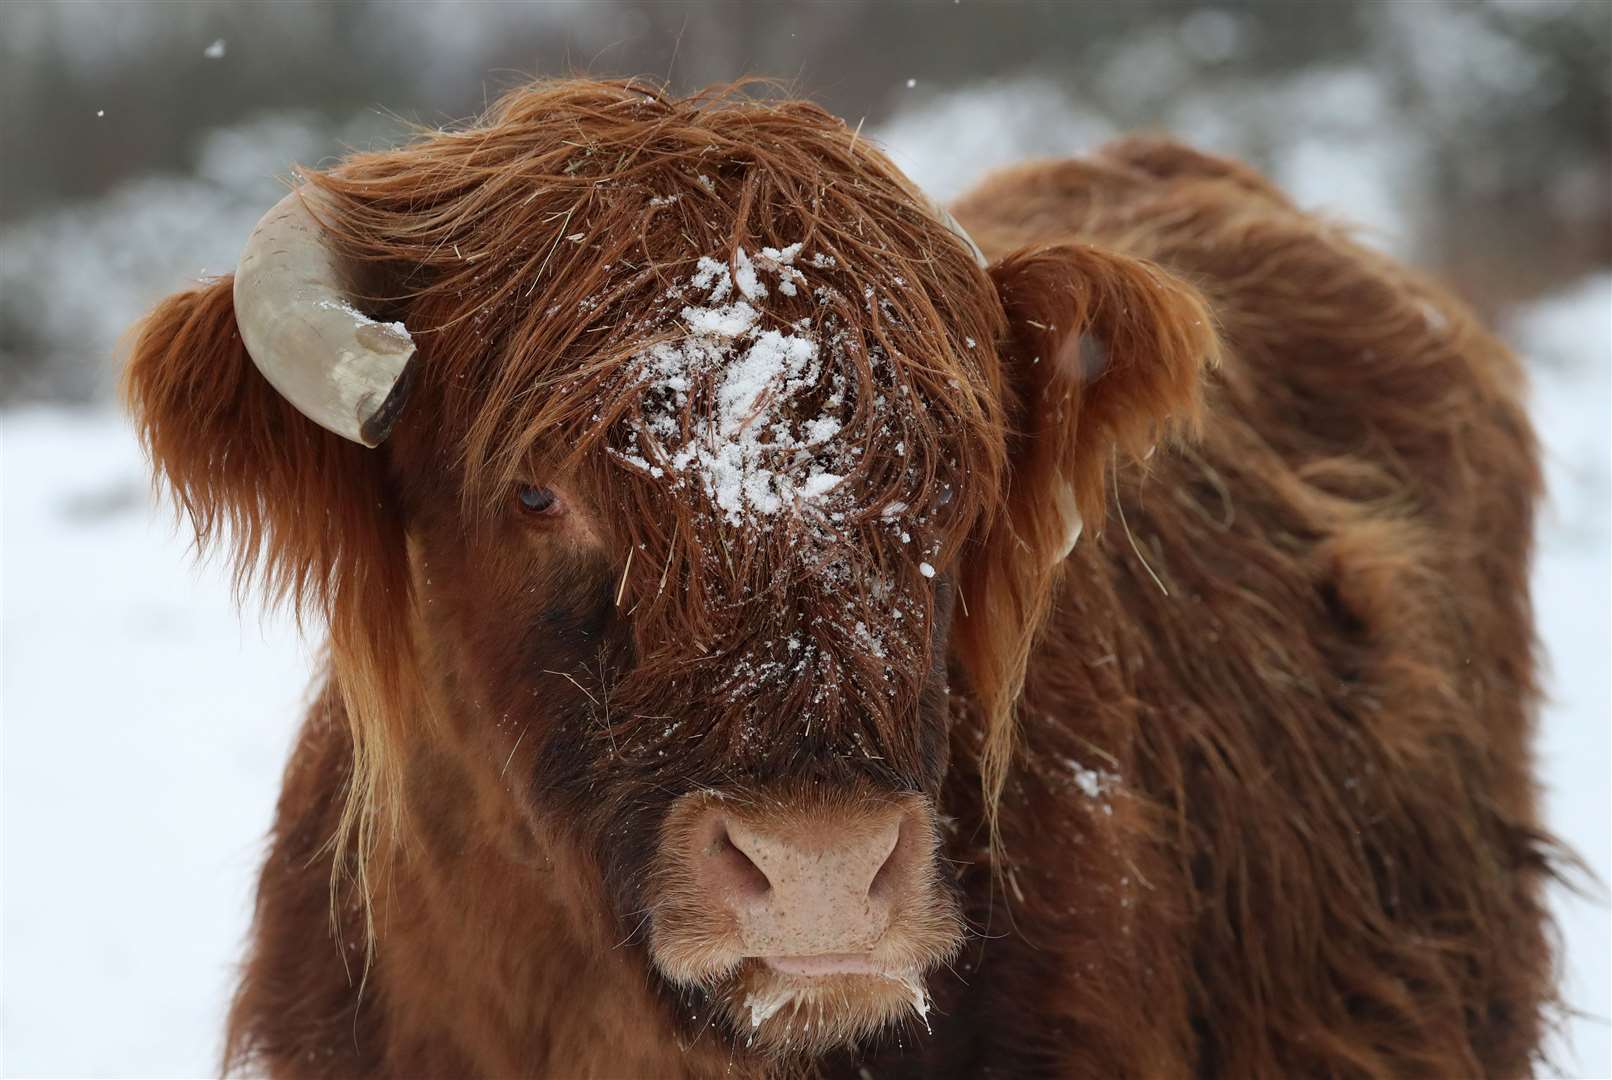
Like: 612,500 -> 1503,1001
1,1 -> 1606,1076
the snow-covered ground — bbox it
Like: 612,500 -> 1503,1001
2,415 -> 313,1075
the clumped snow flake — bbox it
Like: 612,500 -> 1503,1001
314,296 -> 410,339
626,243 -> 856,527
745,986 -> 796,1028
1067,759 -> 1122,815
893,971 -> 933,1030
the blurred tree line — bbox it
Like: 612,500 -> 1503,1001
1,0 -> 1606,402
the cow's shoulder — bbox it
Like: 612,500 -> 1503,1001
224,683 -> 386,1078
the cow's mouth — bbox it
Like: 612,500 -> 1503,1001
762,952 -> 893,976
716,956 -> 935,1052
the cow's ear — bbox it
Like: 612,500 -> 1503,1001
122,274 -> 404,618
952,243 -> 1220,809
986,243 -> 1218,542
124,276 -> 416,846
126,274 -> 416,898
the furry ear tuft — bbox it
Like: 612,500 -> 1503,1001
122,275 -> 390,614
955,243 -> 1221,822
122,275 -> 416,934
991,243 -> 1218,535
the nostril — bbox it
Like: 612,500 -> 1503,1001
705,819 -> 771,903
866,814 -> 911,903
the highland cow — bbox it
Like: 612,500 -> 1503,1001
125,79 -> 1555,1078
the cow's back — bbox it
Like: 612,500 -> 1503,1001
949,140 -> 1552,1078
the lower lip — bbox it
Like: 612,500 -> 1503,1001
761,953 -> 890,977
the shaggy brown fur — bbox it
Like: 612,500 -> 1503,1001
125,80 -> 1555,1077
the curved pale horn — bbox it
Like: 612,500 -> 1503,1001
233,189 -> 418,447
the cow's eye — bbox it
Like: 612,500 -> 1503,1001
515,484 -> 560,516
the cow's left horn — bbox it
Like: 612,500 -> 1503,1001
233,188 -> 418,447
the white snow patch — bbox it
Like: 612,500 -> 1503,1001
745,985 -> 798,1028
2,410 -> 313,1076
628,245 -> 853,527
1067,760 -> 1121,816
314,296 -> 410,339
799,473 -> 842,500
1068,761 -> 1120,800
892,970 -> 932,1031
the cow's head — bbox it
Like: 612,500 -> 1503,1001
125,81 -> 1215,1057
